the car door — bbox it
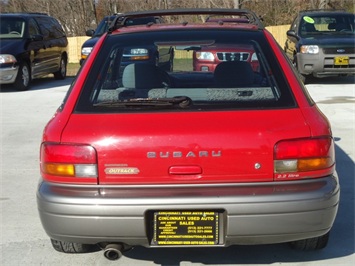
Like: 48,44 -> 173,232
26,17 -> 47,78
34,16 -> 60,75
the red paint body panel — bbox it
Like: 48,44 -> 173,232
55,109 -> 312,184
37,10 -> 339,251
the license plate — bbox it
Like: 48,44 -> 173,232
334,56 -> 349,65
152,211 -> 219,246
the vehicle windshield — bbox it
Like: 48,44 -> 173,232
93,16 -> 160,37
93,16 -> 115,37
75,29 -> 296,113
0,17 -> 25,38
299,13 -> 355,37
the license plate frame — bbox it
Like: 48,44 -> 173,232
152,211 -> 219,246
334,56 -> 349,66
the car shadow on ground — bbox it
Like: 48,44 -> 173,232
0,76 -> 75,92
122,143 -> 354,265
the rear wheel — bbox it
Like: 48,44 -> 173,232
50,239 -> 98,253
292,55 -> 307,84
53,56 -> 67,80
289,232 -> 329,250
14,62 -> 30,91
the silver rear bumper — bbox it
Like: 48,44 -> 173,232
37,175 -> 339,247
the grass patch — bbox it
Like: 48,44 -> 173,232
67,63 -> 80,77
174,58 -> 193,71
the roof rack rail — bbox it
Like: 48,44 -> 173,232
108,8 -> 264,32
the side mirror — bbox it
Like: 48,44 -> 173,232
86,29 -> 94,37
286,30 -> 299,40
31,34 -> 44,41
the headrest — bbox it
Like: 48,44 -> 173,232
122,63 -> 164,89
304,23 -> 316,32
214,61 -> 254,87
328,23 -> 336,30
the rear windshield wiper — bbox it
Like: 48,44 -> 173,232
93,96 -> 192,108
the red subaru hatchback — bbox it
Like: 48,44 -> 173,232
37,9 -> 339,260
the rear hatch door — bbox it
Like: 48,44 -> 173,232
61,109 -> 310,184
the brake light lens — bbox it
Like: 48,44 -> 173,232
274,137 -> 335,180
40,143 -> 98,184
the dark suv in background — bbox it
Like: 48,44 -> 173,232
80,15 -> 164,65
284,9 -> 355,82
0,13 -> 68,90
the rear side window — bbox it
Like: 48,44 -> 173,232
36,16 -> 65,39
28,18 -> 40,36
76,29 -> 296,113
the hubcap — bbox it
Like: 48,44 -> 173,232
22,66 -> 30,86
60,59 -> 66,76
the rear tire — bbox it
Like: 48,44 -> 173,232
291,57 -> 306,84
53,56 -> 67,80
14,62 -> 30,91
289,232 -> 329,250
50,239 -> 98,253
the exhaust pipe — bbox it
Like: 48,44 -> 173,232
103,243 -> 123,260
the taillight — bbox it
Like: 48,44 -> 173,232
274,137 -> 335,180
40,143 -> 98,184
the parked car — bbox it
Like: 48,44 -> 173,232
284,9 -> 355,82
193,44 -> 259,72
0,12 -> 68,91
80,14 -> 164,65
193,17 -> 259,72
37,9 -> 339,261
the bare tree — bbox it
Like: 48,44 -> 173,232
1,0 -> 354,36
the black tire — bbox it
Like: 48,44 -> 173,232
292,55 -> 307,84
53,56 -> 67,80
289,232 -> 330,251
50,239 -> 98,253
14,62 -> 31,91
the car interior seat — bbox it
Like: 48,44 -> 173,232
121,63 -> 165,98
303,23 -> 316,33
328,23 -> 337,31
335,22 -> 350,31
214,61 -> 254,87
0,24 -> 9,34
122,63 -> 165,89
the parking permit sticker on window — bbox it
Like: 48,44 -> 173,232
303,16 -> 315,24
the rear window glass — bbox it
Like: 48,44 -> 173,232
76,29 -> 295,113
36,16 -> 66,39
